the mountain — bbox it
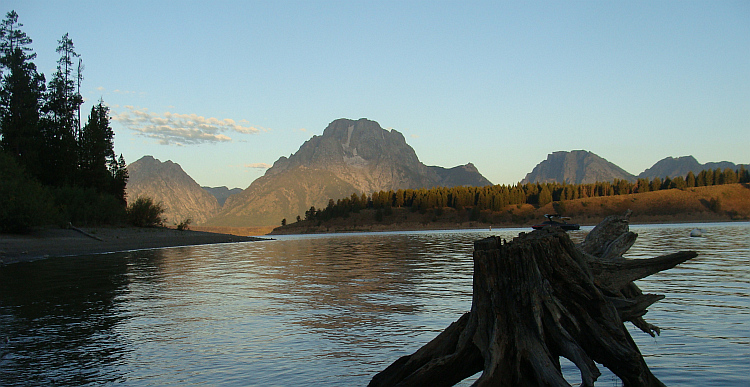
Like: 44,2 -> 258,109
207,118 -> 492,227
202,186 -> 243,206
522,150 -> 636,185
638,156 -> 745,179
429,163 -> 492,187
126,156 -> 219,225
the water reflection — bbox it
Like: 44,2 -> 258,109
0,224 -> 748,386
0,255 -> 130,385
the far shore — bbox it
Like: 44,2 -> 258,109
0,226 -> 267,265
268,214 -> 747,235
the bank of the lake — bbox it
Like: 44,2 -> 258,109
0,227 -> 264,265
271,184 -> 750,235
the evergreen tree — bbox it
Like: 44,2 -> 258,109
722,168 -> 737,185
538,185 -> 552,207
649,177 -> 662,192
109,153 -> 128,204
686,171 -> 696,187
40,33 -> 82,186
713,168 -> 722,185
0,10 -> 46,178
671,176 -> 687,190
80,99 -> 121,194
739,165 -> 750,184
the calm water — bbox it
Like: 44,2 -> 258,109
1,223 -> 748,386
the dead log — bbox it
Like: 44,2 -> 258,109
370,211 -> 696,386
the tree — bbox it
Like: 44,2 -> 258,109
739,165 -> 750,184
109,154 -> 128,204
538,184 -> 552,207
649,177 -> 662,192
0,10 -> 46,178
671,176 -> 687,190
686,171 -> 696,187
304,206 -> 316,221
79,99 -> 116,191
281,218 -> 286,226
40,33 -> 82,186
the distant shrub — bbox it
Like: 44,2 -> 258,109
127,196 -> 165,227
0,152 -> 57,233
176,218 -> 192,231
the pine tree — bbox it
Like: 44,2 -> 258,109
739,165 -> 750,184
40,33 -> 82,186
686,171 -> 696,188
0,10 -> 46,178
79,99 -> 116,192
538,185 -> 553,207
109,154 -> 128,204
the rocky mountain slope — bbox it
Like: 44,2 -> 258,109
206,118 -> 491,227
126,156 -> 220,225
638,156 -> 744,180
521,150 -> 635,184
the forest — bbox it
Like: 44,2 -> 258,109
0,10 -> 128,232
297,166 -> 750,225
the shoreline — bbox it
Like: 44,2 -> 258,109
0,226 -> 267,265
269,213 -> 745,235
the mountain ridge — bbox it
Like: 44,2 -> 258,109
207,118 -> 492,226
638,156 -> 745,180
522,150 -> 636,185
126,156 -> 219,225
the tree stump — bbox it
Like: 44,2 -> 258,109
370,211 -> 696,387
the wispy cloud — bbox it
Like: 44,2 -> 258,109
112,105 -> 262,145
245,163 -> 271,169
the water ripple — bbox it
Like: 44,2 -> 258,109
0,224 -> 747,386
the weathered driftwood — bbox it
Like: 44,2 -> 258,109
370,211 -> 696,387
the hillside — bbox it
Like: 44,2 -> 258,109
126,156 -> 220,225
206,118 -> 492,227
522,150 -> 635,184
272,184 -> 750,234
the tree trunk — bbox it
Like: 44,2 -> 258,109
370,211 -> 696,386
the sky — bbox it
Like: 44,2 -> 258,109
5,1 -> 749,189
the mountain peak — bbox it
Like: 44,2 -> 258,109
522,150 -> 635,184
208,118 -> 491,227
127,156 -> 219,224
638,156 -> 744,179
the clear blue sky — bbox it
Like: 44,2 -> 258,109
6,1 -> 749,189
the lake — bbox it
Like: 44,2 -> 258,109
1,222 -> 748,386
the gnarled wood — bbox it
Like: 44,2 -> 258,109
370,211 -> 696,386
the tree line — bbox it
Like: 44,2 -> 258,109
0,10 -> 128,231
294,166 -> 750,224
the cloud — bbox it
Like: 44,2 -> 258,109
245,163 -> 271,169
112,106 -> 262,145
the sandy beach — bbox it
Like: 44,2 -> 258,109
0,226 -> 266,265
